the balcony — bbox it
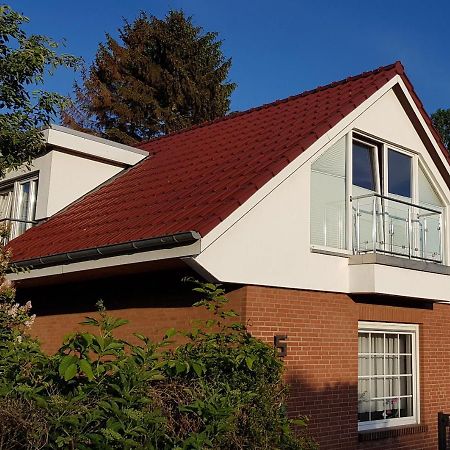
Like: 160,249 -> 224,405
352,193 -> 443,263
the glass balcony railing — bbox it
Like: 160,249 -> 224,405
352,193 -> 443,263
0,217 -> 37,244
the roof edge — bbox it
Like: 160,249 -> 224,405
12,231 -> 201,270
136,61 -> 403,150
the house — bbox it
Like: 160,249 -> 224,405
6,61 -> 450,449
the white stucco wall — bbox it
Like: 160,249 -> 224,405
42,150 -> 125,218
194,82 -> 450,300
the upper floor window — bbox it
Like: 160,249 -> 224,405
353,142 -> 376,192
310,132 -> 446,262
0,176 -> 38,240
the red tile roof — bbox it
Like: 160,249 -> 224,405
10,61 -> 444,263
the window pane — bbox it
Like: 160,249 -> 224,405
0,189 -> 13,219
399,334 -> 412,354
370,400 -> 385,421
385,398 -> 400,419
358,333 -> 370,353
388,150 -> 411,198
371,334 -> 384,353
400,376 -> 413,396
353,143 -> 375,191
311,137 -> 346,249
359,355 -> 370,376
385,334 -> 398,354
371,356 -> 384,376
400,397 -> 413,418
400,355 -> 412,375
385,377 -> 399,397
18,181 -> 31,221
385,355 -> 398,376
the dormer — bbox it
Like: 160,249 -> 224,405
0,125 -> 147,240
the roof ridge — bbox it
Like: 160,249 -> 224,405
136,61 -> 403,150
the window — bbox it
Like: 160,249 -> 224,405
310,131 -> 446,260
0,176 -> 38,240
353,142 -> 376,191
388,149 -> 412,198
310,136 -> 346,249
358,322 -> 419,431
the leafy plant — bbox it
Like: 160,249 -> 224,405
0,250 -> 316,449
0,5 -> 80,176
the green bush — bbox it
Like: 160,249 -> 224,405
0,267 -> 317,449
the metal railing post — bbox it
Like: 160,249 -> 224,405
407,208 -> 412,259
372,197 -> 377,253
423,218 -> 427,260
356,199 -> 360,254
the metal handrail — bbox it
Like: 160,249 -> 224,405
352,193 -> 443,263
0,217 -> 38,225
0,217 -> 38,243
351,193 -> 442,214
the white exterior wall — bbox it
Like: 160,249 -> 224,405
0,126 -> 148,221
41,150 -> 126,219
194,82 -> 450,301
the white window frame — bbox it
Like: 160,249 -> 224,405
352,137 -> 381,195
358,321 -> 420,431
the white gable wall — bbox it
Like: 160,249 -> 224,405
195,82 -> 450,300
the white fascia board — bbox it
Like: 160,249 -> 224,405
199,75 -> 403,252
43,126 -> 148,166
9,240 -> 201,282
394,78 -> 450,173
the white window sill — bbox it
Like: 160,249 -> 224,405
310,245 -> 352,258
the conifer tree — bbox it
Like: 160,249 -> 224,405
432,108 -> 450,149
63,11 -> 236,145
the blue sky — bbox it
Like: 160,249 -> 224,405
14,0 -> 450,116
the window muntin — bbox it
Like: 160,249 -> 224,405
358,322 -> 419,431
388,149 -> 412,198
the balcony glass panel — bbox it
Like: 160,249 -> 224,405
352,193 -> 442,262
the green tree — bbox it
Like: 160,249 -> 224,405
431,108 -> 450,149
0,5 -> 79,176
63,10 -> 236,145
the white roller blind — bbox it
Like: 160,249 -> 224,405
418,165 -> 442,208
310,137 -> 346,249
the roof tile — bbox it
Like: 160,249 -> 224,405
11,62 -> 442,262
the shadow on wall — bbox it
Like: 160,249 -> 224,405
285,374 -> 434,450
16,270 -> 199,316
285,374 -> 358,449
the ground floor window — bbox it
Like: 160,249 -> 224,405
358,321 -> 419,431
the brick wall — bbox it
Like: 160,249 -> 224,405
21,275 -> 450,448
244,285 -> 450,449
21,272 -> 245,353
